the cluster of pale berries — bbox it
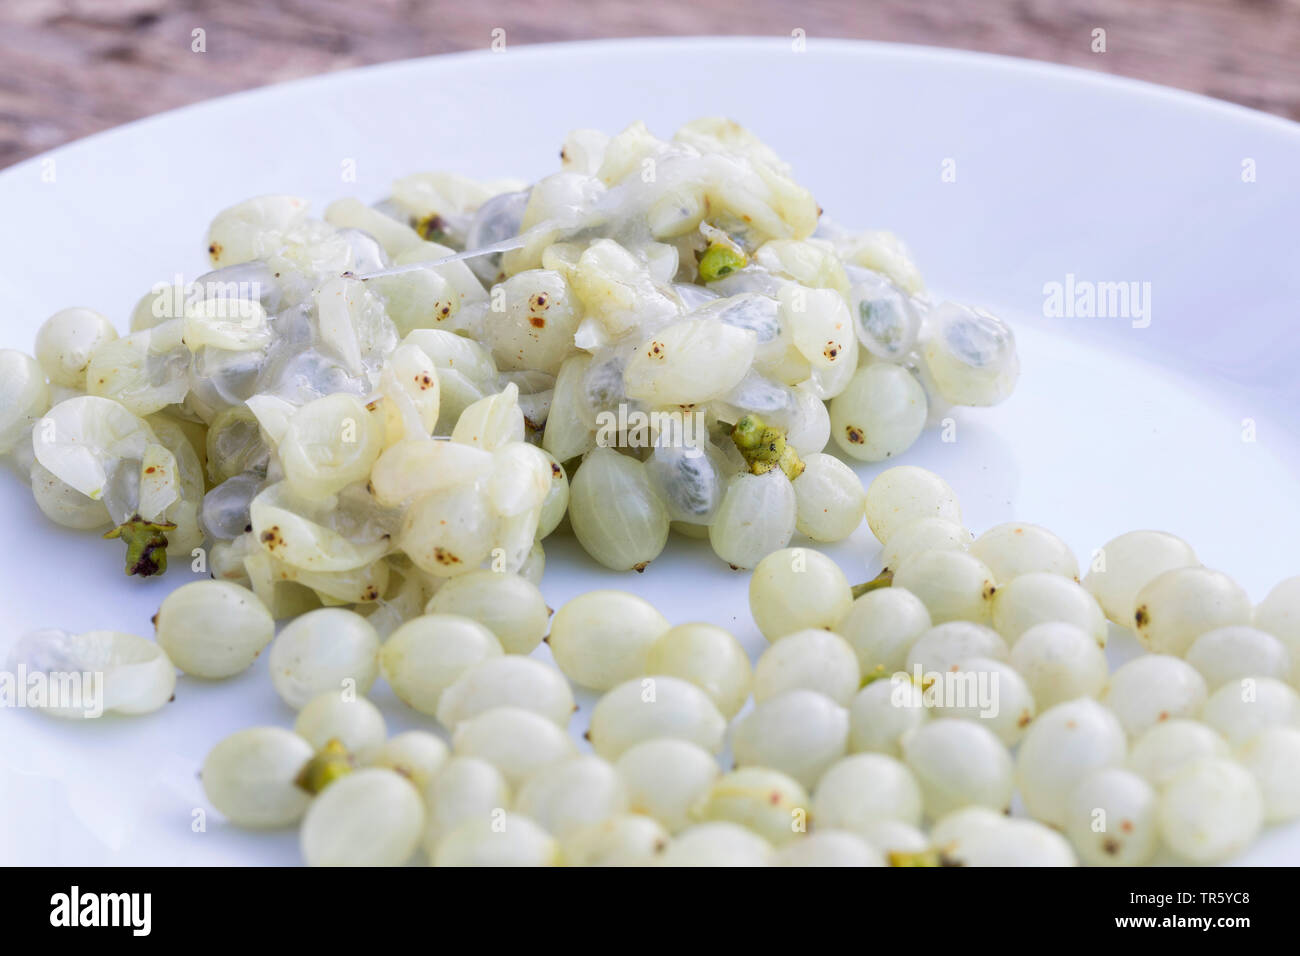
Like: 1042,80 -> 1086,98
0,118 -> 1018,608
191,467 -> 1297,866
16,459 -> 1298,866
6,119 -> 1293,866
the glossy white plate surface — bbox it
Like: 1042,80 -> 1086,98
1,38 -> 1297,865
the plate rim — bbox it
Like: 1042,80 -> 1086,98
3,35 -> 1297,183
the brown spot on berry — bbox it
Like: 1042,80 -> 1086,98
433,547 -> 462,566
648,342 -> 665,359
1120,820 -> 1134,833
633,562 -> 648,573
824,341 -> 839,360
846,426 -> 864,444
531,293 -> 548,309
529,315 -> 546,328
144,466 -> 156,474
551,463 -> 562,478
415,373 -> 434,389
1135,606 -> 1149,628
208,242 -> 222,259
1102,838 -> 1120,856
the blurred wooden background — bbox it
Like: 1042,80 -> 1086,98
3,0 -> 1298,167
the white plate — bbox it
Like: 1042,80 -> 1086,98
2,38 -> 1297,865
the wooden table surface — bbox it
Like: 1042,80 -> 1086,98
2,0 -> 1298,168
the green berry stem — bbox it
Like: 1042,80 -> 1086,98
103,514 -> 175,577
698,242 -> 747,282
415,213 -> 451,245
850,570 -> 894,598
730,414 -> 805,481
294,739 -> 355,795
